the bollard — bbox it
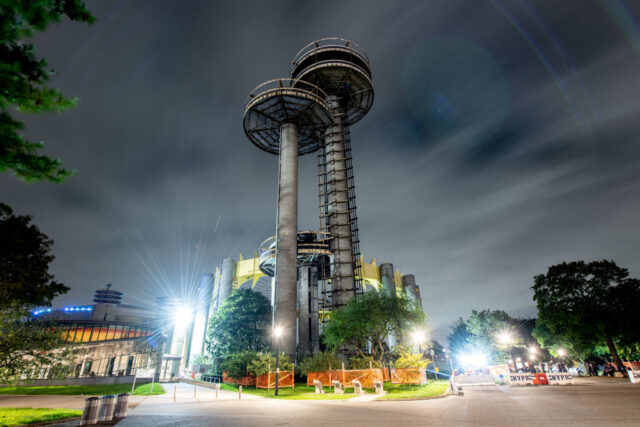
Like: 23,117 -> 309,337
98,395 -> 117,422
194,385 -> 197,400
173,384 -> 177,402
79,397 -> 100,426
114,393 -> 130,419
215,383 -> 220,399
239,385 -> 242,400
332,380 -> 344,394
352,380 -> 363,395
374,380 -> 384,395
313,379 -> 324,394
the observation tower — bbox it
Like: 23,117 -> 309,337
243,79 -> 332,356
291,38 -> 374,308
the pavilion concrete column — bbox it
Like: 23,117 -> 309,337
298,267 -> 311,356
309,267 -> 320,354
402,274 -> 421,308
380,263 -> 397,347
219,258 -> 236,303
274,122 -> 298,357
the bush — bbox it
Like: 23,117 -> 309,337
393,346 -> 429,369
247,352 -> 294,376
349,355 -> 382,370
220,351 -> 258,379
298,351 -> 343,375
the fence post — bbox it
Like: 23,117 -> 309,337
215,383 -> 219,399
239,385 -> 242,400
131,375 -> 137,394
342,362 -> 346,385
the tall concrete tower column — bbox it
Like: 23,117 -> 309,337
274,122 -> 299,356
297,266 -> 311,356
402,274 -> 421,307
243,78 -> 331,357
324,97 -> 355,307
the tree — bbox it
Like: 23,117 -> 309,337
1,0 -> 94,182
299,351 -> 343,375
205,289 -> 271,359
532,260 -> 640,368
0,309 -> 75,385
322,290 -> 426,364
0,203 -> 68,309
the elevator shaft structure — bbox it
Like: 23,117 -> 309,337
291,38 -> 374,309
243,79 -> 331,356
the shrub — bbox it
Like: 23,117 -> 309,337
349,355 -> 383,369
298,351 -> 343,375
393,346 -> 429,369
220,351 -> 258,379
247,352 -> 294,376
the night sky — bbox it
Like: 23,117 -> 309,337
3,0 -> 640,341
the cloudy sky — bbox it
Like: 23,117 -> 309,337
3,0 -> 640,341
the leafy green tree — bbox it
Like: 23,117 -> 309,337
219,350 -> 257,379
532,260 -> 640,368
322,290 -> 426,364
392,345 -> 429,369
0,203 -> 68,309
1,0 -> 94,182
247,352 -> 294,376
0,309 -> 75,385
205,289 -> 271,359
299,351 -> 343,375
348,355 -> 382,370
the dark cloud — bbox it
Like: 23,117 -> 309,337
3,0 -> 640,342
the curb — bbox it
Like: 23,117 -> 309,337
373,387 -> 451,402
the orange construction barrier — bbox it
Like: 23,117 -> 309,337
307,369 -> 384,388
256,371 -> 295,389
533,373 -> 548,385
222,372 -> 256,386
390,368 -> 427,385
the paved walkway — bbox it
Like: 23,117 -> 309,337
0,394 -> 147,410
114,382 -> 640,426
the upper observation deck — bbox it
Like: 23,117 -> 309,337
290,38 -> 374,124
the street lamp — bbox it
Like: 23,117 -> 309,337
411,330 -> 426,353
273,326 -> 282,396
497,330 -> 517,371
557,348 -> 566,357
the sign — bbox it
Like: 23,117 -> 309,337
135,368 -> 155,378
629,370 -> 640,384
546,373 -> 574,385
509,373 -> 534,385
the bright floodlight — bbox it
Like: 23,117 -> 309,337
557,348 -> 566,357
459,350 -> 488,368
411,330 -> 426,345
528,354 -> 535,360
528,346 -> 537,354
273,326 -> 283,338
173,306 -> 193,330
497,330 -> 513,345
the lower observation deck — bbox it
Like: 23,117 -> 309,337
258,230 -> 331,277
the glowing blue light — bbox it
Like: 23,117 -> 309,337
47,308 -> 52,312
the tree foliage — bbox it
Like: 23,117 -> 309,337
298,351 -> 343,375
322,290 -> 426,364
0,203 -> 68,309
532,260 -> 640,367
205,289 -> 271,359
0,309 -> 75,384
0,0 -> 94,182
219,350 -> 257,379
392,345 -> 429,369
348,355 -> 382,370
247,352 -> 293,377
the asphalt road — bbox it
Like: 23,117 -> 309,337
113,381 -> 640,426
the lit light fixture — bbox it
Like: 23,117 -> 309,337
528,346 -> 537,354
459,349 -> 488,368
528,354 -> 535,360
173,306 -> 194,330
273,326 -> 283,338
557,348 -> 566,357
411,330 -> 426,345
497,330 -> 513,345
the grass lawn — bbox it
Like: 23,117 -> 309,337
0,408 -> 82,426
0,382 -> 165,396
219,383 -> 357,400
376,380 -> 449,400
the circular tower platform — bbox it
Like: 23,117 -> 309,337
258,231 -> 331,277
243,78 -> 332,155
291,38 -> 374,124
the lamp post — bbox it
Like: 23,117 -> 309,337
273,326 -> 282,396
411,330 -> 427,382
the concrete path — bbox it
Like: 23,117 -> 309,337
115,382 -> 640,426
0,394 -> 147,410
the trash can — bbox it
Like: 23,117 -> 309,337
80,396 -> 100,426
98,395 -> 117,422
114,392 -> 130,419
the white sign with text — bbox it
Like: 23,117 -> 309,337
135,368 -> 156,378
629,370 -> 640,384
508,373 -> 534,385
546,373 -> 574,385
